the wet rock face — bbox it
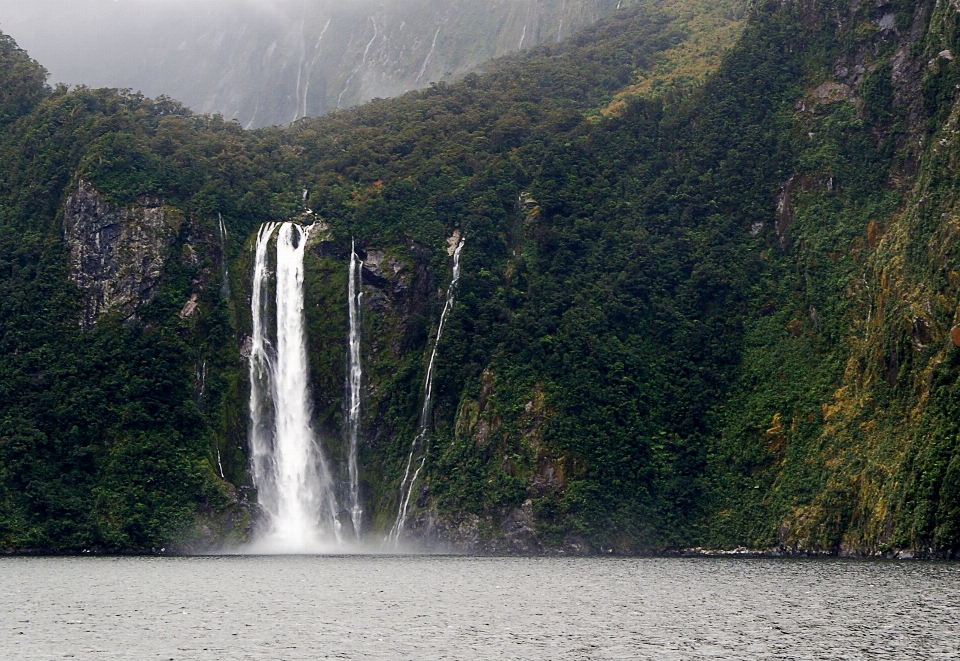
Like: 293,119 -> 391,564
63,180 -> 181,329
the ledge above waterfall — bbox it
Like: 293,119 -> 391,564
298,214 -> 332,245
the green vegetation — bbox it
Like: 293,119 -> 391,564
1,0 -> 960,554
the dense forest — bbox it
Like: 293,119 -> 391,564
1,0 -> 960,556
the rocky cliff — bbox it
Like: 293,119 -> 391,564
63,180 -> 181,329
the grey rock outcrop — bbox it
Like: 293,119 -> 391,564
63,180 -> 181,329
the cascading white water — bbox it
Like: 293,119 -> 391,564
345,241 -> 363,537
272,223 -> 337,546
248,221 -> 341,552
248,222 -> 279,516
388,237 -> 465,545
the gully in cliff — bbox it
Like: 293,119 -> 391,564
388,236 -> 466,546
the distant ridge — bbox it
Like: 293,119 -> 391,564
1,0 -> 630,128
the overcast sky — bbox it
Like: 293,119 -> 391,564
0,0 -> 346,88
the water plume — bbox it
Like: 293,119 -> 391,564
247,221 -> 341,553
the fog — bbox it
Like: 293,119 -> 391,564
0,0 -> 625,127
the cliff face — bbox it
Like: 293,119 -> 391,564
331,0 -> 960,556
763,0 -> 960,555
63,180 -> 181,329
681,0 -> 960,557
292,233 -> 438,534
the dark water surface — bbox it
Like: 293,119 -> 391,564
1,555 -> 958,660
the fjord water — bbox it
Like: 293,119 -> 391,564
2,556 -> 957,660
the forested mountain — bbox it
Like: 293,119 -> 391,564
2,0 -> 960,556
2,0 -> 630,128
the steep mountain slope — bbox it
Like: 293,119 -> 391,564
0,2 -> 734,551
693,0 -> 960,556
2,0 -> 960,556
1,0 -> 629,128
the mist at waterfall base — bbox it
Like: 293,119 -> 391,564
241,222 -> 462,554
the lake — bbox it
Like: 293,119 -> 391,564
1,555 -> 958,660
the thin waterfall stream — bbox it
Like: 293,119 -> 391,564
248,221 -> 340,552
345,241 -> 363,537
388,237 -> 465,545
248,221 -> 279,523
218,213 -> 230,299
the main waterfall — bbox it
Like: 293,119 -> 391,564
388,237 -> 465,545
248,222 -> 340,552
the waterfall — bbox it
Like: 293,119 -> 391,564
557,0 -> 567,42
345,241 -> 363,537
388,237 -> 465,545
248,221 -> 341,552
248,221 -> 279,519
218,213 -> 230,299
416,27 -> 441,83
272,223 -> 336,546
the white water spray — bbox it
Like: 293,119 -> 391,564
388,237 -> 465,545
345,241 -> 363,537
248,222 -> 341,552
337,72 -> 356,109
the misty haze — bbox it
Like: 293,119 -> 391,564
0,0 -> 624,127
